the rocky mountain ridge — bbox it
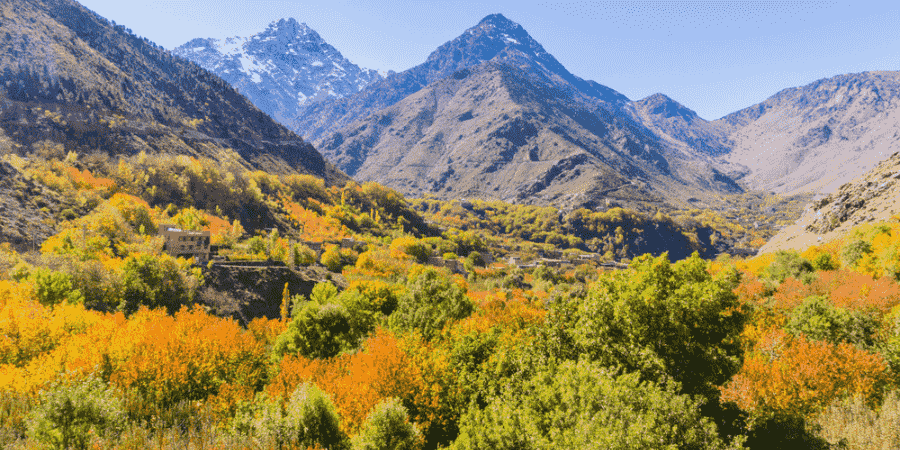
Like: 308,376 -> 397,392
173,18 -> 382,126
0,0 -> 346,184
716,71 -> 900,195
761,150 -> 900,252
302,14 -> 743,210
291,14 -> 634,143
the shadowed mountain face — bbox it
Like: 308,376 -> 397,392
716,71 -> 900,195
299,14 -> 743,209
0,0 -> 347,184
173,18 -> 382,126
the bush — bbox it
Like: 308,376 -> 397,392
452,360 -> 733,450
273,301 -> 354,359
842,240 -> 873,268
766,250 -> 814,283
31,268 -> 83,306
119,253 -> 197,314
786,296 -> 876,347
573,253 -> 745,400
352,398 -> 421,450
25,375 -> 126,450
814,391 -> 900,449
811,253 -> 838,271
292,243 -> 317,266
322,245 -> 344,273
389,268 -> 473,340
235,383 -> 347,450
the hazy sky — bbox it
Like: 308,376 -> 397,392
75,0 -> 900,120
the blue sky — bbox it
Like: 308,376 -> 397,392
76,0 -> 900,120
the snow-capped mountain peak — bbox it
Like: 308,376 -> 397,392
174,18 -> 381,124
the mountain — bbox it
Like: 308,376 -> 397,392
761,150 -> 900,253
716,71 -> 900,195
292,13 -> 632,143
173,18 -> 382,126
0,0 -> 346,184
632,93 -> 732,157
303,14 -> 742,209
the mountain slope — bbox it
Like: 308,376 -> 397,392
0,0 -> 346,183
317,59 -> 742,209
292,14 -> 632,143
632,93 -> 732,157
761,150 -> 900,252
717,71 -> 900,195
173,18 -> 381,126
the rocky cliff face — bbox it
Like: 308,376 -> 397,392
173,18 -> 382,126
761,151 -> 900,252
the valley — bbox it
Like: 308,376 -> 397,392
1,1 -> 900,449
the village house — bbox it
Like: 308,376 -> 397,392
158,224 -> 212,264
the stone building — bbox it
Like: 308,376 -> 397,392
158,224 -> 211,264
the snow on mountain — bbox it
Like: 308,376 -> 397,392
174,18 -> 382,125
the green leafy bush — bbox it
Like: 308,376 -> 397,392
119,253 -> 197,314
234,383 -> 347,450
453,360 -> 735,450
842,239 -> 873,268
573,253 -> 745,399
786,296 -> 877,347
765,250 -> 814,283
273,301 -> 354,360
352,398 -> 421,450
25,375 -> 126,450
31,268 -> 83,306
389,268 -> 473,340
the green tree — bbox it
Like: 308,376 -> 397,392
573,253 -> 745,400
452,360 -> 735,450
31,268 -> 83,306
389,268 -> 473,340
119,254 -> 196,314
234,383 -> 347,450
765,250 -> 814,283
786,296 -> 876,347
842,239 -> 873,268
25,375 -> 126,450
352,398 -> 422,450
273,301 -> 354,359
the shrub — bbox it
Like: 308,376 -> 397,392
292,243 -> 317,266
273,301 -> 354,359
322,245 -> 344,273
25,375 -> 126,450
811,253 -> 838,271
842,239 -> 873,268
453,360 -> 732,450
31,268 -> 83,306
119,253 -> 197,314
765,250 -> 814,283
814,391 -> 900,449
573,253 -> 745,400
389,268 -> 473,340
786,296 -> 876,347
352,398 -> 421,450
236,383 -> 347,449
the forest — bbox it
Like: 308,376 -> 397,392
1,143 -> 899,449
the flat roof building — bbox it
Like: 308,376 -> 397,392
158,224 -> 211,264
